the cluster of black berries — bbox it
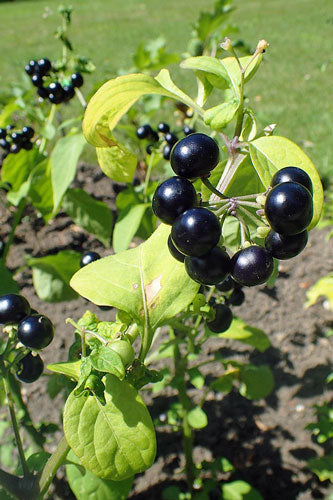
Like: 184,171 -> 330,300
0,294 -> 54,383
152,133 -> 313,294
0,125 -> 34,161
136,122 -> 195,160
25,58 -> 83,104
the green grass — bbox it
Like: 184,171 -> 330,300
0,0 -> 332,178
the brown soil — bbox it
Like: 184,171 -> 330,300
1,163 -> 333,500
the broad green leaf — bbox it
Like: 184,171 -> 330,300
249,136 -> 323,229
90,346 -> 125,380
63,374 -> 156,480
181,56 -> 231,89
222,480 -> 263,500
27,250 -> 81,302
66,450 -> 133,500
154,69 -> 203,115
62,188 -> 113,247
239,364 -> 274,400
51,133 -> 86,212
28,159 -> 53,221
0,262 -> 19,295
210,371 -> 237,394
26,452 -> 51,473
218,318 -> 270,353
83,73 -> 176,147
96,141 -> 137,183
70,224 -> 199,358
308,455 -> 333,482
305,274 -> 333,310
47,360 -> 81,380
1,149 -> 42,192
187,406 -> 208,429
204,98 -> 240,130
222,54 -> 263,86
113,203 -> 149,253
188,368 -> 205,389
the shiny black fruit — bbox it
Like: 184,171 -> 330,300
152,176 -> 197,225
185,246 -> 231,285
265,230 -> 308,260
170,133 -> 219,178
231,245 -> 274,287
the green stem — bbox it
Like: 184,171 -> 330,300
0,468 -> 36,500
75,88 -> 87,108
237,205 -> 264,227
143,152 -> 155,200
170,328 -> 195,492
38,436 -> 70,497
39,104 -> 57,155
1,366 -> 29,477
201,177 -> 227,199
2,198 -> 27,264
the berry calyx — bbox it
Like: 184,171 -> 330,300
171,207 -> 221,257
16,352 -> 43,383
71,73 -> 84,88
0,294 -> 31,324
207,304 -> 233,333
265,182 -> 313,235
167,235 -> 185,262
170,133 -> 219,178
231,245 -> 274,287
152,176 -> 197,225
185,246 -> 231,285
271,166 -> 313,195
264,229 -> 308,260
17,314 -> 54,349
80,251 -> 101,267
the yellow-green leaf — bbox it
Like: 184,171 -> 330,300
305,274 -> 333,310
96,141 -> 137,183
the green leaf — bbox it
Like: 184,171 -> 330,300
210,372 -> 236,394
181,56 -> 231,90
204,98 -> 240,130
187,406 -> 208,429
249,136 -> 323,229
305,274 -> 333,310
241,110 -> 257,141
90,346 -> 125,380
27,250 -> 81,302
62,188 -> 113,247
218,317 -> 270,353
27,159 -> 54,221
1,149 -> 42,192
66,450 -> 133,500
154,69 -> 203,115
26,451 -> 51,473
113,203 -> 149,253
239,364 -> 274,400
308,455 -> 333,482
63,374 -> 156,480
96,141 -> 137,183
188,368 -> 205,389
0,262 -> 19,295
51,134 -> 86,212
222,480 -> 263,500
70,224 -> 199,358
47,360 -> 81,381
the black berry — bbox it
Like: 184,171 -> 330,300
0,128 -> 6,139
146,144 -> 153,155
167,235 -> 185,262
216,275 -> 235,292
136,124 -> 153,139
37,58 -> 52,76
48,93 -> 63,105
31,74 -> 44,87
22,126 -> 34,139
0,294 -> 30,324
170,133 -> 219,178
231,245 -> 274,287
48,82 -> 64,99
0,139 -> 10,151
16,352 -> 43,383
171,207 -> 221,257
37,87 -> 49,99
165,132 -> 178,146
71,73 -> 84,88
265,230 -> 308,260
152,176 -> 197,225
18,315 -> 54,350
185,246 -> 231,285
157,122 -> 170,133
184,125 -> 195,135
228,288 -> 245,306
63,85 -> 75,101
25,64 -> 35,76
80,251 -> 101,267
265,182 -> 313,235
21,140 -> 33,151
163,144 -> 172,160
207,304 -> 233,333
10,144 -> 21,154
271,167 -> 313,195
11,132 -> 23,145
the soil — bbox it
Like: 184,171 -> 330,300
1,163 -> 333,500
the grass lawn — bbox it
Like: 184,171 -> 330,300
1,0 -> 332,178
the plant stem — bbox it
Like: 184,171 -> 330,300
2,198 -> 27,265
170,328 -> 196,492
1,366 -> 29,477
143,152 -> 155,200
75,88 -> 87,108
0,468 -> 36,500
201,177 -> 227,199
39,104 -> 57,155
38,436 -> 70,497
